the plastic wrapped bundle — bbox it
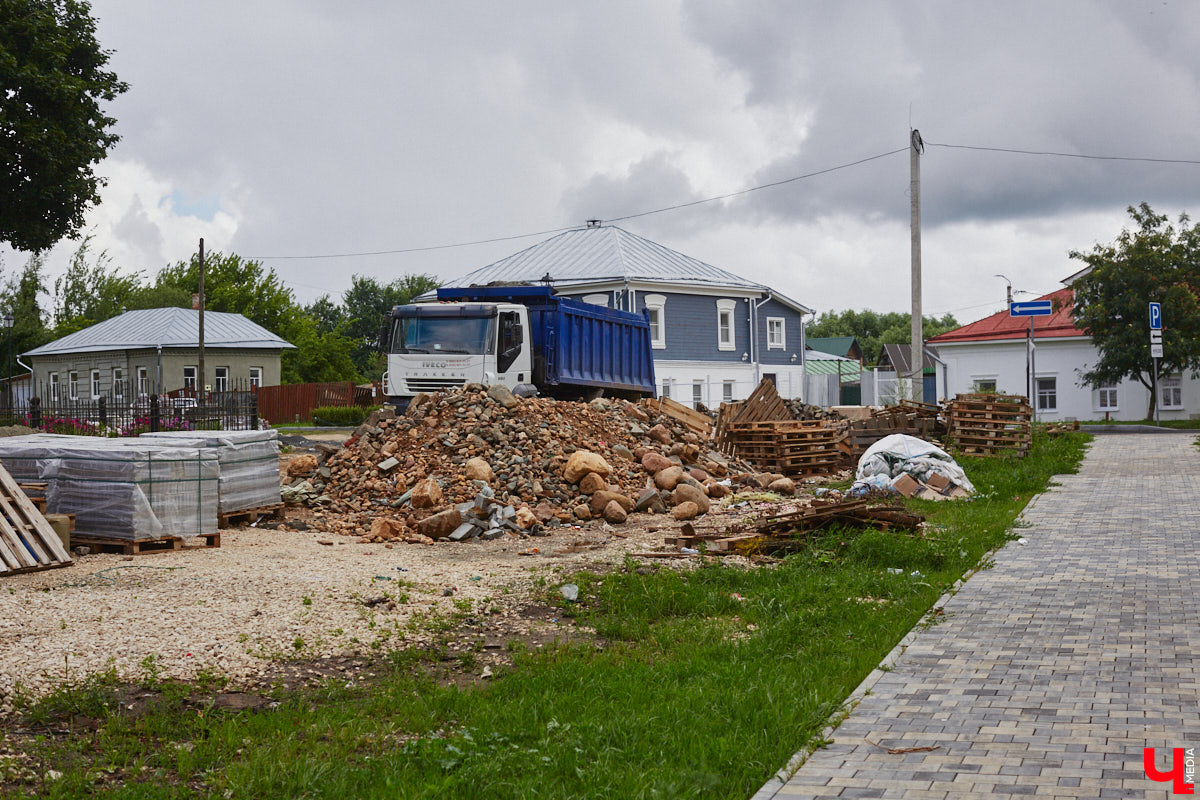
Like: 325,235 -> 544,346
138,429 -> 281,513
0,436 -> 219,540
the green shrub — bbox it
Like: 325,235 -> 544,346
311,404 -> 379,426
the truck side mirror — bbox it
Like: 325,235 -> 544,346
379,314 -> 393,351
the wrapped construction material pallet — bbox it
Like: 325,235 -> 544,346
138,429 -> 281,514
0,436 -> 219,541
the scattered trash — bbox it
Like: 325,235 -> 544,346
559,583 -> 579,602
850,434 -> 975,500
1017,537 -> 1027,545
680,546 -> 700,555
442,587 -> 456,597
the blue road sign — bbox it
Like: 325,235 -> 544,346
1149,302 -> 1162,330
1009,301 -> 1053,317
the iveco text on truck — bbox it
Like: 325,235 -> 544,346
381,285 -> 656,410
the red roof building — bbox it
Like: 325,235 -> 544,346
928,288 -> 1084,345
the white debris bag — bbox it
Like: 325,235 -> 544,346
853,434 -> 975,494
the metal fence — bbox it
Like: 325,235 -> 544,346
0,380 -> 260,436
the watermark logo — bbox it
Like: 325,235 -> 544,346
1145,748 -> 1196,795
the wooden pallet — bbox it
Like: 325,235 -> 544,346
218,504 -> 284,528
946,393 -> 1032,457
644,396 -> 713,437
725,420 -> 841,476
72,532 -> 221,555
0,467 -> 73,577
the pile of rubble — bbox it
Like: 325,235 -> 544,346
782,399 -> 843,421
283,384 -> 794,545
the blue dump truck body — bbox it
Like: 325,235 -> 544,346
435,286 -> 656,397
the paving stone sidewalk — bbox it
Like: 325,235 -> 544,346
756,433 -> 1200,800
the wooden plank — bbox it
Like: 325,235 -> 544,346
646,396 -> 713,436
0,467 -> 71,563
73,532 -> 221,555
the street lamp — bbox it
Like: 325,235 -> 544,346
2,313 -> 13,413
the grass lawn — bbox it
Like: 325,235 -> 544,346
3,432 -> 1090,799
1080,418 -> 1200,429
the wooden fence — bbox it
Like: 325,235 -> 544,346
255,382 -> 378,424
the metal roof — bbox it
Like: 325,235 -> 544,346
927,289 -> 1082,345
805,349 -> 861,382
23,308 -> 295,357
429,224 -> 812,314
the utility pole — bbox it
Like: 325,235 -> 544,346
910,128 -> 924,403
198,238 -> 205,401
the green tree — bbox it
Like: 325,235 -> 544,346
0,0 -> 128,251
151,251 -> 298,337
1070,203 -> 1200,420
808,309 -> 958,365
51,236 -> 141,337
341,273 -> 440,379
280,316 -> 358,385
0,253 -> 53,379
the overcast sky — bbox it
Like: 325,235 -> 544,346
5,0 -> 1200,326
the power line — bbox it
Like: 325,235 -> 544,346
924,140 -> 1200,166
247,146 -> 909,261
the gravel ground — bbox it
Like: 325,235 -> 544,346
0,502 -> 750,714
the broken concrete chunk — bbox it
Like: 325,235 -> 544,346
377,457 -> 400,473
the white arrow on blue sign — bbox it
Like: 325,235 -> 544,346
1149,302 -> 1162,330
1009,301 -> 1053,317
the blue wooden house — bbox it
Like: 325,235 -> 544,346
430,222 -> 813,407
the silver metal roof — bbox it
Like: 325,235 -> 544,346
430,225 -> 812,314
23,308 -> 295,357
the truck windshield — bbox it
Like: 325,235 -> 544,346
392,316 -> 493,355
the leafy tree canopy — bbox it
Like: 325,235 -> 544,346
0,0 -> 128,251
51,236 -> 141,337
1070,202 -> 1200,418
0,253 -> 53,376
807,309 -> 959,366
341,273 -> 440,379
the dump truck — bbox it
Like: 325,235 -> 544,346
381,285 -> 656,410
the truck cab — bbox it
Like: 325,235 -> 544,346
382,302 -> 532,407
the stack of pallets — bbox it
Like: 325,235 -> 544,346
724,419 -> 842,477
946,393 -> 1033,457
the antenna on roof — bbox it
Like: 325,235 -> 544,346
585,219 -> 602,228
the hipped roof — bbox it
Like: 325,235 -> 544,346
24,308 -> 295,357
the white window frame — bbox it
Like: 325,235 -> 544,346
183,366 -> 197,391
644,294 -> 666,350
90,369 -> 101,399
660,379 -> 671,399
972,377 -> 998,393
716,299 -> 737,351
692,380 -> 703,408
1096,383 -> 1118,411
49,372 -> 59,402
582,293 -> 609,307
723,380 -> 734,403
1036,376 -> 1057,412
249,366 -> 263,390
68,371 -> 78,401
1160,375 -> 1183,409
214,366 -> 229,393
113,368 -> 124,400
136,366 -> 149,397
766,317 -> 785,350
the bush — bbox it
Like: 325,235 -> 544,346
311,405 -> 378,426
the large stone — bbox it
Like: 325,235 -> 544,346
634,488 -> 668,514
564,450 -> 612,483
688,468 -> 710,483
623,402 -> 649,422
589,490 -> 633,516
671,483 -> 711,514
602,500 -> 627,524
653,465 -> 685,491
641,451 -> 674,473
514,506 -> 538,530
417,508 -> 462,539
286,454 -> 318,477
487,384 -> 520,409
611,444 -> 634,461
704,480 -> 732,499
647,424 -> 672,445
464,457 -> 494,482
411,476 -> 444,509
671,501 -> 700,521
578,472 -> 608,495
369,517 -> 406,540
767,477 -> 796,494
